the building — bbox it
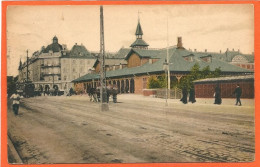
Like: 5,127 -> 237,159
72,20 -> 254,95
18,36 -> 96,92
193,75 -> 254,98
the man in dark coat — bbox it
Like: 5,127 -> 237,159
180,87 -> 188,104
214,84 -> 222,105
234,84 -> 242,106
189,87 -> 196,103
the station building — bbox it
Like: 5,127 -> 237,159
72,20 -> 254,95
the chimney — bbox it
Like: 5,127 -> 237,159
238,49 -> 240,53
177,37 -> 183,49
232,48 -> 234,51
75,43 -> 77,45
205,49 -> 207,53
194,49 -> 197,52
220,50 -> 222,53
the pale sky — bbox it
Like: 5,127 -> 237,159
6,4 -> 254,76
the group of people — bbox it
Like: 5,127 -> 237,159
180,84 -> 242,106
87,84 -> 119,103
180,87 -> 196,104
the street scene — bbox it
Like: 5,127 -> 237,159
7,94 -> 255,163
5,4 -> 254,164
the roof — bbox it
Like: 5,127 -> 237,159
135,21 -> 143,36
130,39 -> 149,48
93,58 -> 127,68
114,48 -> 131,59
193,75 -> 254,84
62,44 -> 95,59
125,48 -> 162,60
43,42 -> 63,53
73,48 -> 253,83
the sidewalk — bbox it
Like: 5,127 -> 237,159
117,94 -> 255,107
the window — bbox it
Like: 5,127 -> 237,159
73,68 -> 76,73
72,60 -> 76,64
64,76 -> 67,80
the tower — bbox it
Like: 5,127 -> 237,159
130,18 -> 149,49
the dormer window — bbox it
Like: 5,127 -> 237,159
200,55 -> 212,63
183,54 -> 194,62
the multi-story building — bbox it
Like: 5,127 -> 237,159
18,36 -> 96,92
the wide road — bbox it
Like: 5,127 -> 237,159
7,95 -> 255,164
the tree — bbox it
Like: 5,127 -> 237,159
178,64 -> 222,91
148,76 -> 160,89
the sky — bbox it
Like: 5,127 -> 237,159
6,4 -> 254,76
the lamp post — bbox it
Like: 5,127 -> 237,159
163,60 -> 169,106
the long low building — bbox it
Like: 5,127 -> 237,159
193,75 -> 254,98
72,20 -> 254,95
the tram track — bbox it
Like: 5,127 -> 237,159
17,97 -> 254,162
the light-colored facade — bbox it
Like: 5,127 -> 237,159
18,36 -> 96,93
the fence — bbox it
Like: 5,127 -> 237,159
155,88 -> 182,99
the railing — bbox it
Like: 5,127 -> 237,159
155,88 -> 182,99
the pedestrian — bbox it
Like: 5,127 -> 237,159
180,86 -> 188,104
69,87 -> 74,96
233,84 -> 242,106
112,84 -> 118,103
214,84 -> 222,105
189,87 -> 196,103
10,91 -> 21,116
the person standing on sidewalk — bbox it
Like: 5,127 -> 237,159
10,91 -> 21,115
233,84 -> 242,106
214,84 -> 222,105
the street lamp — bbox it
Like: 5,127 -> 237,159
163,59 -> 169,106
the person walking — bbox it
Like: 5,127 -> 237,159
214,84 -> 222,105
180,86 -> 188,104
189,87 -> 196,103
10,91 -> 21,116
233,84 -> 242,106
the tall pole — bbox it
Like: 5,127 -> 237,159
100,6 -> 109,111
26,49 -> 29,83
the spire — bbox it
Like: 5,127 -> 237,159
135,21 -> 143,37
18,58 -> 22,70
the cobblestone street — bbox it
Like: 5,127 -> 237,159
7,94 -> 255,164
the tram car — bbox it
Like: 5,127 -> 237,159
16,82 -> 35,98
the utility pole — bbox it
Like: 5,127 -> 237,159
100,6 -> 109,111
26,49 -> 29,83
